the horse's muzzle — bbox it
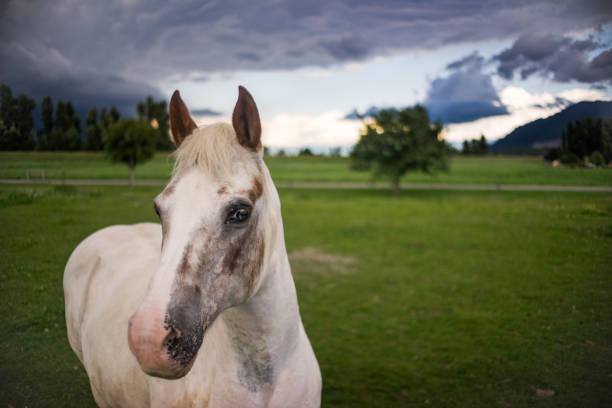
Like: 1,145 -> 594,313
128,304 -> 196,379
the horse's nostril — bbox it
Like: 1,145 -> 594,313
163,327 -> 182,359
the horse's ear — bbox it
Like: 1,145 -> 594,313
169,90 -> 197,148
232,86 -> 261,151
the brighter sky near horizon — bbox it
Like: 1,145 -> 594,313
161,33 -> 611,149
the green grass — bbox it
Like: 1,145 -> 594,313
1,184 -> 610,407
1,152 -> 611,186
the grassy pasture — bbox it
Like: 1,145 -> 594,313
1,151 -> 611,186
0,183 -> 611,407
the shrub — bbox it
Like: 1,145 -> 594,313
560,152 -> 580,167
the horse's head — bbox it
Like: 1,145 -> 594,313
128,87 -> 279,379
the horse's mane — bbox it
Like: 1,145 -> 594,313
173,123 -> 257,176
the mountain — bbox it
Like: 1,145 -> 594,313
491,100 -> 612,153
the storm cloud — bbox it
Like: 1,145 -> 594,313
1,0 -> 610,114
494,32 -> 612,84
424,52 -> 508,123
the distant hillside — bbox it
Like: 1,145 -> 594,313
491,100 -> 612,153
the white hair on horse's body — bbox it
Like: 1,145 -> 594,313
64,87 -> 321,407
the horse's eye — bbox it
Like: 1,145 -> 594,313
226,206 -> 251,224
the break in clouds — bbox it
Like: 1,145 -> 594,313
422,30 -> 612,124
1,0 -> 611,115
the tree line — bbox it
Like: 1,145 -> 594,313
544,118 -> 612,167
461,135 -> 489,155
0,84 -> 170,151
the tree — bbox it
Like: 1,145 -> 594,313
0,85 -> 35,150
65,101 -> 81,134
13,94 -> 36,150
55,100 -> 69,132
477,135 -> 489,154
137,96 -> 171,150
109,106 -> 121,123
461,135 -> 489,155
553,118 -> 612,165
104,118 -> 157,188
298,147 -> 314,156
85,107 -> 103,150
0,85 -> 14,127
41,96 -> 54,134
38,96 -> 54,150
351,106 -> 448,197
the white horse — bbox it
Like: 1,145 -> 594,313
64,87 -> 321,407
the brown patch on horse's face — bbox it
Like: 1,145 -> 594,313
217,186 -> 228,195
243,177 -> 264,204
162,186 -> 266,370
176,243 -> 193,279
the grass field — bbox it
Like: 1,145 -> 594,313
1,151 -> 611,186
1,183 -> 610,407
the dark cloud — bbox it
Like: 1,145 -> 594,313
0,39 -> 162,116
190,108 -> 223,117
424,52 -> 508,123
446,52 -> 484,70
1,0 -> 610,115
191,75 -> 209,83
319,35 -> 372,60
494,33 -> 612,83
236,52 -> 262,63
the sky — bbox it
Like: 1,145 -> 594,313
2,0 -> 612,151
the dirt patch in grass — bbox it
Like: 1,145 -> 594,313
289,247 -> 357,275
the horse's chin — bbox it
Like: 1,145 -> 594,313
143,353 -> 197,380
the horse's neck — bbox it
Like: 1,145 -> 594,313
219,231 -> 300,391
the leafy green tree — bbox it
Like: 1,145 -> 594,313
0,120 -> 9,150
109,106 -> 121,123
104,118 -> 157,188
559,118 -> 612,165
41,96 -> 54,134
0,85 -> 14,127
64,101 -> 81,134
100,107 -> 110,129
85,107 -> 103,150
137,96 -> 171,150
59,126 -> 81,151
0,124 -> 20,150
478,135 -> 489,154
100,106 -> 121,131
13,94 -> 36,149
55,100 -> 69,132
0,85 -> 35,150
38,96 -> 55,150
461,135 -> 489,155
298,147 -> 314,156
351,106 -> 448,197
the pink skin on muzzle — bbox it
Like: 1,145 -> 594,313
127,303 -> 194,379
